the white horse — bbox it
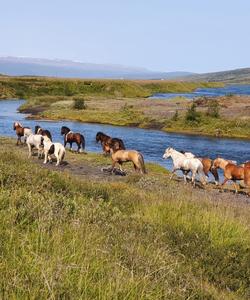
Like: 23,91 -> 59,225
163,147 -> 206,186
42,136 -> 65,166
26,134 -> 44,158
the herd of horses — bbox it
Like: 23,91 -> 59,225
13,121 -> 250,193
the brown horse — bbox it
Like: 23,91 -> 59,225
212,158 -> 244,192
13,121 -> 32,145
35,125 -> 53,141
241,161 -> 250,168
105,142 -> 146,174
61,126 -> 85,152
181,151 -> 219,185
96,132 -> 125,154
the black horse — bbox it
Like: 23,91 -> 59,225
61,126 -> 85,152
35,125 -> 53,141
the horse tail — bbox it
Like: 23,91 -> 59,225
138,152 -> 147,174
59,146 -> 66,162
80,134 -> 85,151
46,131 -> 52,142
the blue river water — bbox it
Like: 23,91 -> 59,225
0,100 -> 250,175
150,84 -> 250,99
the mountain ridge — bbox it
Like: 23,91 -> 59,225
0,56 -> 193,79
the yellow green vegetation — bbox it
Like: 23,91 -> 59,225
0,76 -> 222,99
0,137 -> 250,299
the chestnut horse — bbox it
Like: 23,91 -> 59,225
96,132 -> 125,154
181,151 -> 219,185
13,121 -> 32,145
212,158 -> 245,192
105,141 -> 146,174
35,125 -> 53,141
61,126 -> 85,152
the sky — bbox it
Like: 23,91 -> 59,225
1,0 -> 250,73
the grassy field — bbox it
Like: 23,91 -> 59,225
0,137 -> 250,299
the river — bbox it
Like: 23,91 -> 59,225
150,84 -> 250,99
0,100 -> 250,174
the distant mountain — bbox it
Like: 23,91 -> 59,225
183,68 -> 250,83
0,57 -> 193,79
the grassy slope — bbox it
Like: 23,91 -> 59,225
0,138 -> 250,299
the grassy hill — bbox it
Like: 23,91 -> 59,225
184,68 -> 250,83
0,137 -> 250,299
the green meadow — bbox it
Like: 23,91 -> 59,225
0,138 -> 250,299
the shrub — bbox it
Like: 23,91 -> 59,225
185,103 -> 200,123
73,98 -> 86,110
172,110 -> 179,121
207,99 -> 220,118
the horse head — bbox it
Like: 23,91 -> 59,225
61,126 -> 70,135
13,121 -> 22,130
162,147 -> 173,159
96,132 -> 103,142
35,125 -> 41,134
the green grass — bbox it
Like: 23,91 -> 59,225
0,138 -> 250,299
164,114 -> 250,139
0,76 -> 222,99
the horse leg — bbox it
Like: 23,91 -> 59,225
118,162 -> 124,172
221,178 -> 229,188
210,168 -> 219,185
111,161 -> 117,173
27,144 -> 32,158
43,151 -> 48,164
170,168 -> 177,180
233,181 -> 239,194
191,170 -> 197,187
55,153 -> 60,166
183,170 -> 189,184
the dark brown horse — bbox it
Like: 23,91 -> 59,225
13,121 -> 32,145
61,126 -> 85,152
96,132 -> 125,154
35,125 -> 53,141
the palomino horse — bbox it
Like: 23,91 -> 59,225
212,157 -> 248,193
61,126 -> 85,152
96,132 -> 125,154
35,125 -> 53,141
104,142 -> 146,174
26,134 -> 44,159
13,121 -> 32,145
41,136 -> 66,166
163,147 -> 206,187
181,151 -> 219,185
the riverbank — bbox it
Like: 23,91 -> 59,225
1,136 -> 250,299
20,94 -> 250,139
1,76 -> 250,139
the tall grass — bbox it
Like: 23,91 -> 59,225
0,141 -> 249,299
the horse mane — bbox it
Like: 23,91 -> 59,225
35,125 -> 41,134
61,126 -> 71,135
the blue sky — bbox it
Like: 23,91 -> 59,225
1,0 -> 249,73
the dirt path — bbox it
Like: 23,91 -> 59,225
6,138 -> 250,205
